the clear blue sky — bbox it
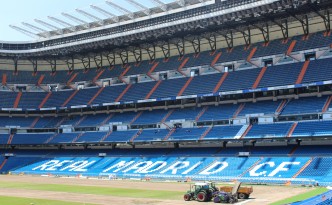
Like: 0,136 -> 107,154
0,0 -> 173,42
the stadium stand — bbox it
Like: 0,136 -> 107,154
1,0 -> 332,190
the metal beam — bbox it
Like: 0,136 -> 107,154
105,52 -> 115,68
65,57 -> 74,72
118,50 -> 129,65
204,33 -> 217,52
94,54 -> 103,69
315,10 -> 330,33
61,12 -> 89,28
132,48 -> 142,63
159,41 -> 170,59
106,0 -> 134,19
188,36 -> 200,55
76,9 -> 103,25
29,58 -> 38,74
125,0 -> 150,15
145,44 -> 156,61
254,23 -> 269,43
273,19 -> 288,40
237,27 -> 251,46
150,0 -> 167,11
13,56 -> 19,74
82,57 -> 91,72
47,16 -> 75,30
175,0 -> 185,7
90,5 -> 119,22
9,25 -> 39,39
173,38 -> 185,58
34,19 -> 61,31
221,31 -> 233,49
46,59 -> 57,73
22,22 -> 47,33
291,14 -> 309,36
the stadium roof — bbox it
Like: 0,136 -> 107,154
10,0 -> 214,40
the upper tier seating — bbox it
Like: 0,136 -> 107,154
149,77 -> 187,99
238,100 -> 280,116
302,58 -> 332,83
134,129 -> 169,142
203,125 -> 242,139
0,92 -> 17,108
19,92 -> 47,109
2,57 -> 332,109
132,109 -> 168,125
293,32 -> 332,52
199,104 -> 239,121
281,96 -> 327,115
245,123 -> 293,139
252,39 -> 292,58
219,68 -> 261,92
43,90 -> 74,108
11,133 -> 53,144
182,73 -> 222,96
216,45 -> 251,63
121,81 -> 157,102
168,127 -> 206,141
1,32 -> 332,87
257,62 -> 303,88
183,51 -> 216,68
292,120 -> 332,137
154,56 -> 182,73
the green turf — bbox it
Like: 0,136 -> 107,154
0,181 -> 184,200
269,187 -> 329,205
0,196 -> 97,205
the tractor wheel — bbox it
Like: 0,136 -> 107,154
238,193 -> 247,199
197,192 -> 207,202
183,194 -> 191,201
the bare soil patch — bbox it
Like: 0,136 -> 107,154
0,175 -> 314,205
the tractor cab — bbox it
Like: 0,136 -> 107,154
184,182 -> 218,202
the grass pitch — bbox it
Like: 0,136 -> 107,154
0,196 -> 96,205
0,179 -> 328,205
270,187 -> 329,205
0,181 -> 184,200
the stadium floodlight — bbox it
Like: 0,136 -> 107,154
105,0 -> 134,19
90,4 -> 119,22
9,25 -> 39,39
149,0 -> 167,11
125,0 -> 151,15
75,8 -> 104,25
61,12 -> 90,28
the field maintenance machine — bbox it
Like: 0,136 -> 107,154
212,181 -> 243,203
219,183 -> 253,199
183,182 -> 218,202
183,181 -> 252,203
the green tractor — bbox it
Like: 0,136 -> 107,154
183,182 -> 219,202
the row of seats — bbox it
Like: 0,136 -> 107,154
10,155 -> 316,185
3,56 -> 332,109
2,31 -> 331,86
4,120 -> 332,144
0,95 -> 330,128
